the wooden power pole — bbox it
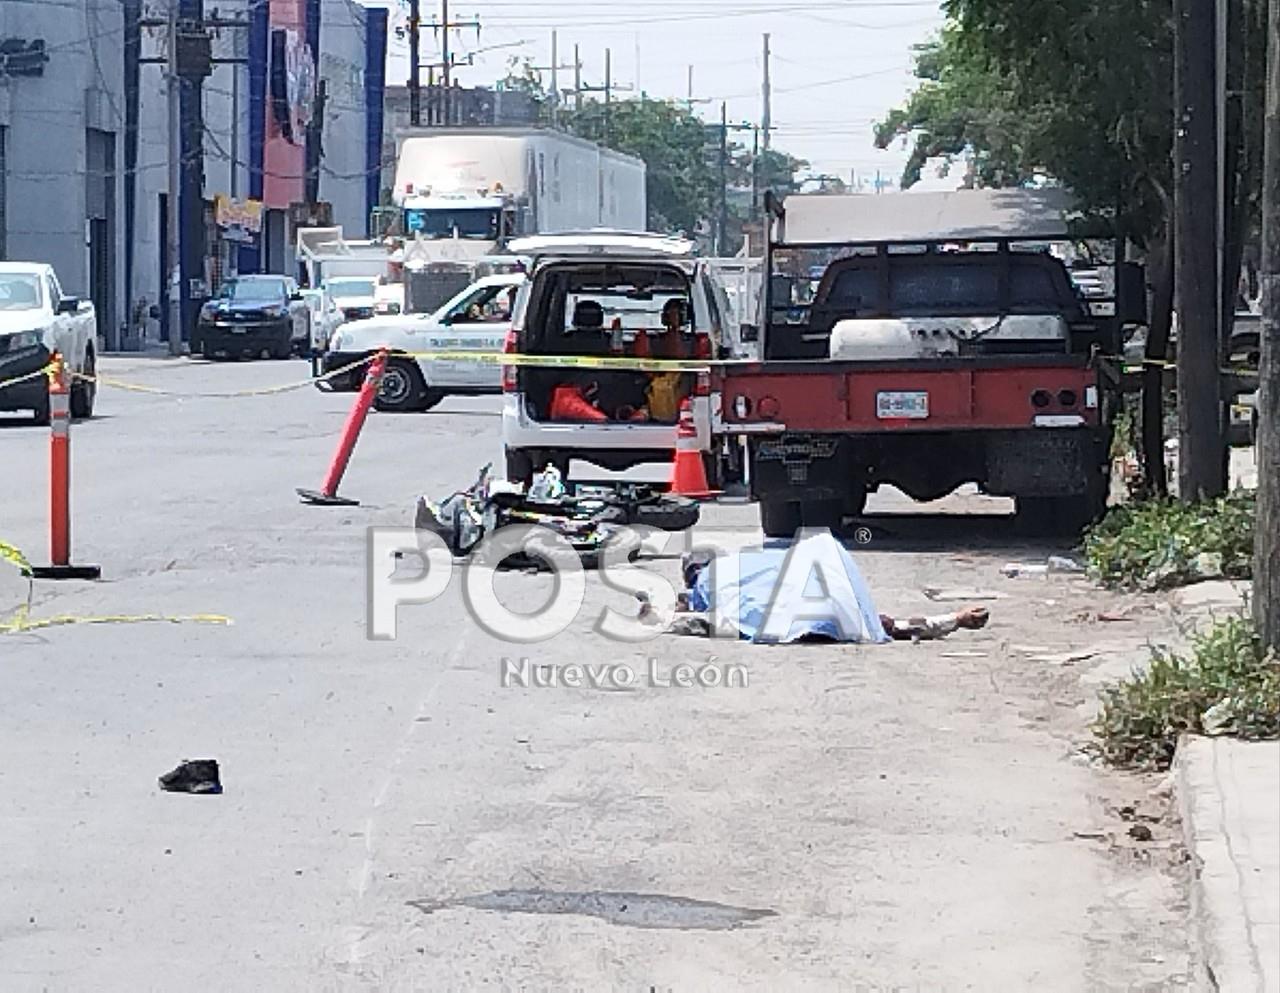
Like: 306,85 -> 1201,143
1256,0 -> 1280,647
1174,0 -> 1227,501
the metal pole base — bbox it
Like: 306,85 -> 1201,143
296,488 -> 360,507
30,564 -> 102,581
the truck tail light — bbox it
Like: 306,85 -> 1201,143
501,328 -> 518,392
1030,389 -> 1052,409
694,370 -> 711,397
1057,389 -> 1078,408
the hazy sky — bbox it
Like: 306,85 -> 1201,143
353,0 -> 949,191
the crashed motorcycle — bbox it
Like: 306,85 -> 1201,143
415,464 -> 701,558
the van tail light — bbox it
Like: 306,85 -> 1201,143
501,328 -> 518,392
693,333 -> 712,359
694,370 -> 711,397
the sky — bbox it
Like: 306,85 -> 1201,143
353,0 -> 951,192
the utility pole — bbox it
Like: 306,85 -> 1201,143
531,37 -> 577,128
579,50 -> 631,138
166,2 -> 181,355
143,2 -> 240,352
574,43 -> 582,110
719,102 -> 728,256
1255,0 -> 1280,647
751,124 -> 760,231
428,2 -> 480,125
441,0 -> 451,122
761,32 -> 772,152
1174,0 -> 1225,500
409,0 -> 421,125
550,30 -> 558,126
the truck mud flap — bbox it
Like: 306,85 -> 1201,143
751,434 -> 845,501
985,429 -> 1105,498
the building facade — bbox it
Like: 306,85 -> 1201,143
0,0 -> 386,349
0,0 -> 127,345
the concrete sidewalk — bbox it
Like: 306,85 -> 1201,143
1177,737 -> 1280,992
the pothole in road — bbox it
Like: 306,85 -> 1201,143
409,888 -> 777,930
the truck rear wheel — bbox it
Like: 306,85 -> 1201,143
1016,492 -> 1106,538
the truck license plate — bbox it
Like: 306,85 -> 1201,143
876,391 -> 929,419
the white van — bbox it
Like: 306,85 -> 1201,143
501,232 -> 738,485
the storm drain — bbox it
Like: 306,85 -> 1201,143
409,888 -> 776,931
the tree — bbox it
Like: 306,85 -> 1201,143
560,98 -> 717,235
1256,0 -> 1280,649
496,57 -> 547,102
878,0 -> 1267,501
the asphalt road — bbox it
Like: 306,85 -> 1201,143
1,357 -> 1192,992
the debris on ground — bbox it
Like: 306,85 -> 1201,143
414,464 -> 700,558
1000,555 -> 1086,578
159,759 -> 222,795
922,587 -> 1008,602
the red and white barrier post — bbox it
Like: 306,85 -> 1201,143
31,353 -> 101,581
297,349 -> 388,507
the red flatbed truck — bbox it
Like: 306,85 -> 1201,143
714,188 -> 1148,537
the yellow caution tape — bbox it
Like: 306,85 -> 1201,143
0,362 -> 57,392
399,350 -> 714,372
2,538 -> 231,636
1,607 -> 233,636
70,354 -> 376,399
1,540 -> 32,578
71,351 -> 716,397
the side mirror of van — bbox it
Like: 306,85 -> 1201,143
1115,262 -> 1148,326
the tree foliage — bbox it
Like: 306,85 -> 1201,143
876,2 -> 1180,245
560,98 -> 717,235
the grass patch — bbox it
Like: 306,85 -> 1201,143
1092,616 -> 1280,770
1083,491 -> 1255,590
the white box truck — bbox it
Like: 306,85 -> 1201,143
392,128 -> 647,263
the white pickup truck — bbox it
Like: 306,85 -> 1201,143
0,262 -> 98,423
320,272 -> 525,412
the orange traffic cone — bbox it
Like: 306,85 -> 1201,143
669,399 -> 719,499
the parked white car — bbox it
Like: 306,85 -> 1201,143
325,274 -> 383,323
321,272 -> 525,412
373,282 -> 405,316
0,262 -> 98,422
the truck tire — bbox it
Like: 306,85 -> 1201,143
760,500 -> 803,538
505,448 -> 534,485
271,329 -> 292,360
843,484 -> 868,519
70,348 -> 96,419
629,495 -> 701,532
374,358 -> 427,413
798,498 -> 844,532
1016,492 -> 1105,538
31,390 -> 50,427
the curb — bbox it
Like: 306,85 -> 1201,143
1175,735 -> 1280,993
